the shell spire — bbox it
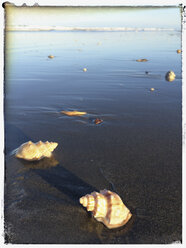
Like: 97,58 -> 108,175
79,189 -> 132,229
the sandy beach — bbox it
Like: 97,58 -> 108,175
4,7 -> 182,244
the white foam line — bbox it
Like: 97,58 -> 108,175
5,26 -> 178,32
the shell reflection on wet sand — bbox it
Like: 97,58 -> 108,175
61,110 -> 87,116
80,189 -> 132,229
15,141 -> 58,161
18,156 -> 59,170
80,212 -> 135,243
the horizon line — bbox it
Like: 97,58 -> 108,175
5,26 -> 179,32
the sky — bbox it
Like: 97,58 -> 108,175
5,6 -> 181,30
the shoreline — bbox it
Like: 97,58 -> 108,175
5,26 -> 179,32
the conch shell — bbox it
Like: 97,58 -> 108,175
165,70 -> 176,82
79,189 -> 132,229
61,110 -> 87,116
15,141 -> 58,161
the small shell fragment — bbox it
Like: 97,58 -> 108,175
165,71 -> 176,82
136,59 -> 148,62
15,141 -> 58,161
61,110 -> 87,116
80,189 -> 132,229
48,55 -> 54,59
94,118 -> 103,125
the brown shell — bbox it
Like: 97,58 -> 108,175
15,141 -> 58,161
79,189 -> 132,229
94,118 -> 103,125
136,59 -> 148,62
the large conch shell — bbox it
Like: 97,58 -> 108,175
61,110 -> 87,116
79,189 -> 132,229
15,141 -> 58,161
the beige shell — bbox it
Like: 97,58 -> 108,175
165,71 -> 176,82
79,189 -> 132,229
136,59 -> 148,62
15,141 -> 58,161
61,110 -> 87,116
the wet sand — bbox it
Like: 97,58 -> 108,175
4,30 -> 182,244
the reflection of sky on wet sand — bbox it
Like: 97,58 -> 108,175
6,31 -> 181,94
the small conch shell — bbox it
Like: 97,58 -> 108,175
61,110 -> 87,116
15,141 -> 58,161
79,189 -> 132,229
165,70 -> 176,82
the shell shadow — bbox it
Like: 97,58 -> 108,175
5,123 -> 98,202
18,159 -> 135,237
30,163 -> 98,203
5,123 -> 135,236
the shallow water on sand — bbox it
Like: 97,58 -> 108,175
5,30 -> 182,244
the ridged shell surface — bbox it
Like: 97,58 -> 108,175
15,141 -> 58,161
79,189 -> 132,229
